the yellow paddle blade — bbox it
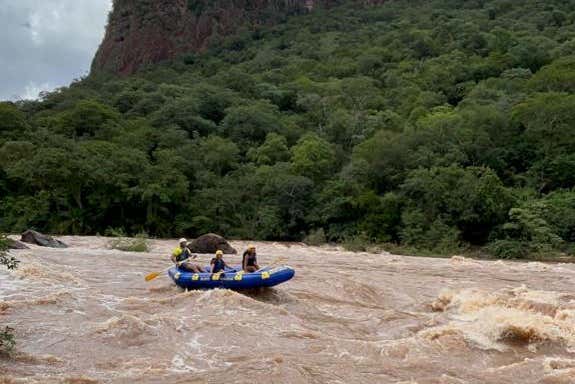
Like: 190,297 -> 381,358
145,272 -> 161,282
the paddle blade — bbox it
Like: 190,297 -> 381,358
145,272 -> 161,282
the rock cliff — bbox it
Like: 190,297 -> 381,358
92,0 -> 384,75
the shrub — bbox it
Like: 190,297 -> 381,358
106,229 -> 151,252
488,207 -> 564,259
487,239 -> 529,259
0,234 -> 17,355
342,232 -> 372,252
400,166 -> 513,246
304,228 -> 327,246
400,210 -> 463,254
0,234 -> 19,270
0,327 -> 16,356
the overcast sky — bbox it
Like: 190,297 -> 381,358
0,0 -> 112,101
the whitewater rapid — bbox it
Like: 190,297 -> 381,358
1,237 -> 575,383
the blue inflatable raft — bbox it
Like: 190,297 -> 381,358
168,265 -> 295,290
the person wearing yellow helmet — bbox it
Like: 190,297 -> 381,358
210,250 -> 229,273
242,244 -> 260,273
171,238 -> 204,273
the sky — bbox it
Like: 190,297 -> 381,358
0,0 -> 113,101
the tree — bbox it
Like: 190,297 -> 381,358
151,97 -> 217,137
54,100 -> 120,139
220,101 -> 284,145
247,133 -> 290,165
529,56 -> 575,93
1,0 -> 575,256
513,93 -> 575,156
0,103 -> 28,139
291,133 -> 337,182
195,135 -> 240,176
400,166 -> 513,245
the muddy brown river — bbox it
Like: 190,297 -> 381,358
1,236 -> 575,383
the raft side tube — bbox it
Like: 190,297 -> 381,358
168,265 -> 295,290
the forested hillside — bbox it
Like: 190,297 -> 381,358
1,0 -> 575,258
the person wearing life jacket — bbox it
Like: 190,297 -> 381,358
242,245 -> 260,273
210,250 -> 229,274
172,238 -> 204,273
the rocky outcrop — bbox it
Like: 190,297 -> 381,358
7,239 -> 29,250
187,233 -> 237,254
93,0 -> 304,75
92,0 -> 386,75
21,230 -> 68,248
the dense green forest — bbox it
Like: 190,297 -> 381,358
1,0 -> 575,258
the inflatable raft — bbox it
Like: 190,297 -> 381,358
168,265 -> 295,290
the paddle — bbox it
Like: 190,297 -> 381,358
144,266 -> 173,282
145,255 -> 198,282
255,256 -> 287,272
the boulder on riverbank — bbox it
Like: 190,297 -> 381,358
21,230 -> 68,248
7,239 -> 29,250
187,233 -> 237,254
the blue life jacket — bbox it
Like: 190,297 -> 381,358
211,258 -> 226,273
243,251 -> 257,267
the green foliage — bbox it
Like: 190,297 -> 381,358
489,207 -> 563,258
0,234 -> 19,270
486,239 -> 529,259
196,135 -> 240,176
400,210 -> 463,254
247,133 -> 290,165
400,166 -> 513,245
530,57 -> 575,92
0,103 -> 28,139
291,133 -> 337,182
342,232 -> 374,253
1,0 -> 575,257
0,327 -> 16,356
220,101 -> 283,145
106,229 -> 151,253
51,100 -> 120,139
304,228 -> 327,246
0,233 -> 17,355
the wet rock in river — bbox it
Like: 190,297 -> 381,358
20,230 -> 68,248
187,233 -> 236,254
7,238 -> 29,249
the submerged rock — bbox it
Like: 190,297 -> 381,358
7,239 -> 29,250
21,230 -> 68,248
187,233 -> 236,254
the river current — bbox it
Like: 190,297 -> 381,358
1,236 -> 575,383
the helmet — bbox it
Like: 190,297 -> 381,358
179,238 -> 187,244
248,244 -> 256,250
216,250 -> 223,256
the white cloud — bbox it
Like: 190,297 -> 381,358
20,81 -> 54,100
0,0 -> 113,101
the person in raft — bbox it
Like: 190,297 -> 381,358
210,250 -> 229,274
242,245 -> 260,273
172,238 -> 204,273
